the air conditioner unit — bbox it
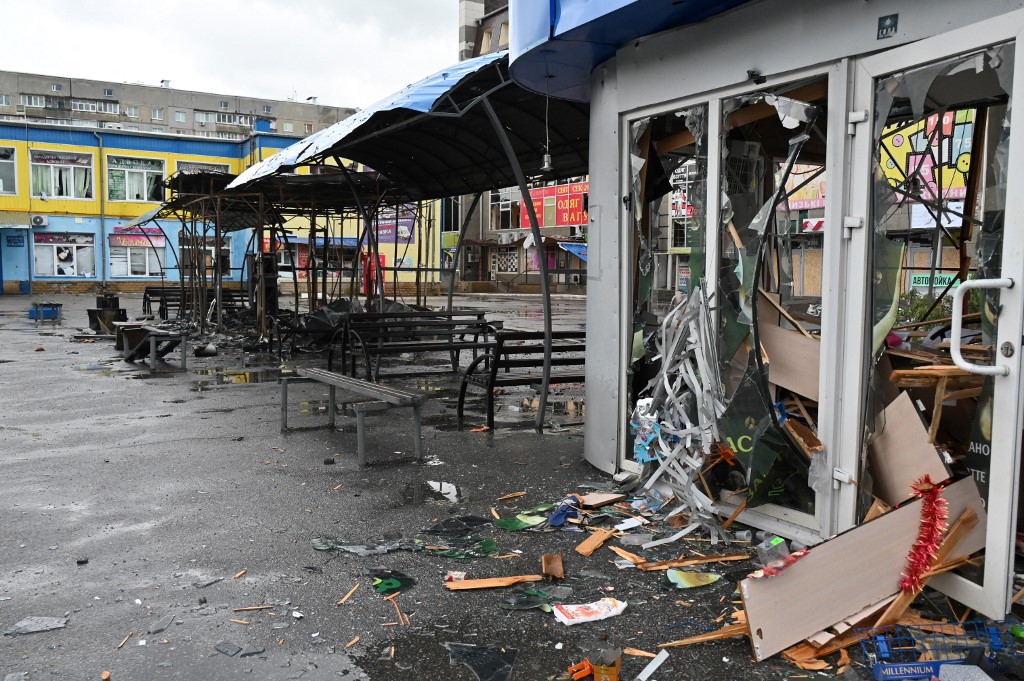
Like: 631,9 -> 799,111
30,215 -> 49,227
569,225 -> 586,238
498,232 -> 513,245
15,105 -> 24,113
199,121 -> 205,126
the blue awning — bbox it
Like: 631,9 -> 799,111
227,52 -> 588,200
229,52 -> 505,190
558,242 -> 588,262
509,0 -> 755,101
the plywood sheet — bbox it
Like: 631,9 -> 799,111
740,476 -> 986,662
758,322 -> 820,401
868,392 -> 951,506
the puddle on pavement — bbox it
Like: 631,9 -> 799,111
401,480 -> 463,505
191,366 -> 292,391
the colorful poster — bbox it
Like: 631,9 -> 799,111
879,109 -> 973,202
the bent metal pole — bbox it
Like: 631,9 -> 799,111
481,97 -> 553,433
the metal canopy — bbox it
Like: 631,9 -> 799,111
229,52 -> 590,199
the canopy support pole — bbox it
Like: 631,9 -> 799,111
482,97 -> 552,433
446,192 -> 483,312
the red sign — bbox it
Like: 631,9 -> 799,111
521,181 -> 589,228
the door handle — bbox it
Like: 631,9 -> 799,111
950,277 -> 1014,376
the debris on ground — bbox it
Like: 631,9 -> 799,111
552,598 -> 627,626
4,616 -> 68,636
443,642 -> 517,681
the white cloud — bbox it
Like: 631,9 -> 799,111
2,0 -> 458,108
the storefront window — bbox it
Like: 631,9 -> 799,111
108,156 -> 164,202
29,150 -> 92,199
34,233 -> 95,277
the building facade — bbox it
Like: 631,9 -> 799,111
0,71 -> 358,295
0,124 -> 308,294
446,0 -> 589,293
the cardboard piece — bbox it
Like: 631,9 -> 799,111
758,322 -> 820,401
542,553 -> 565,580
740,476 -> 986,662
867,392 -> 951,506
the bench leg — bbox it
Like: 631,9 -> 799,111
356,410 -> 368,467
180,337 -> 187,370
486,390 -> 496,431
328,386 -> 336,428
280,378 -> 289,431
149,335 -> 158,367
413,405 -> 423,461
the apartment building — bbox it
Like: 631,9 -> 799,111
0,71 -> 354,140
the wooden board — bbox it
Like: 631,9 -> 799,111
444,575 -> 542,591
541,553 -> 565,580
580,492 -> 626,509
740,476 -> 986,662
576,528 -> 616,557
867,392 -> 951,506
758,322 -> 820,401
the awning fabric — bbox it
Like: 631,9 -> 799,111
0,211 -> 31,228
229,52 -> 589,200
558,241 -> 588,262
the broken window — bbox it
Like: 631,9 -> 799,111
863,45 -> 1013,538
715,77 -> 828,514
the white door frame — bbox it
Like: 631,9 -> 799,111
846,8 -> 1024,617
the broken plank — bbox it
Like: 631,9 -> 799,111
783,419 -> 824,459
867,392 -> 950,506
444,575 -> 543,591
580,492 -> 627,508
740,476 -> 986,662
576,528 -> 616,557
758,322 -> 820,401
758,288 -> 813,338
607,545 -> 645,565
659,622 -> 749,648
872,507 -> 978,628
542,553 -> 565,580
637,553 -> 748,572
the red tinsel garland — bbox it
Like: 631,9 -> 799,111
899,475 -> 949,593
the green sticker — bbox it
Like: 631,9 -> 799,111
769,537 -> 784,546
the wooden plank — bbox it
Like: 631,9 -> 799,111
863,497 -> 893,522
758,322 -> 820,401
873,508 -> 978,628
444,575 -> 543,591
541,554 -> 565,580
782,420 -> 824,459
636,553 -> 748,572
758,288 -> 813,338
580,492 -> 626,509
740,476 -> 986,662
867,392 -> 951,506
576,528 -> 616,557
659,622 -> 750,648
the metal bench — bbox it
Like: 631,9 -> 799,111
280,367 -> 431,467
457,330 -> 586,431
333,310 -> 502,381
121,325 -> 188,369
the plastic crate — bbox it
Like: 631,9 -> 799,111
28,305 -> 61,320
857,620 -> 1024,680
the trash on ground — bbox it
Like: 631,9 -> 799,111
445,575 -> 542,591
368,569 -> 416,595
4,616 -> 68,636
443,642 -> 517,681
552,598 -> 627,626
663,570 -> 721,589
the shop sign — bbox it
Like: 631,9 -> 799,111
523,182 -> 589,228
109,234 -> 166,247
5,234 -> 25,247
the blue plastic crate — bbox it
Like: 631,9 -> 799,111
28,305 -> 60,320
857,620 -> 1023,680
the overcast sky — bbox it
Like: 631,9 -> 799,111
2,0 -> 459,109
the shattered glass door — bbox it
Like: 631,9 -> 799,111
715,77 -> 829,518
863,44 -> 1018,616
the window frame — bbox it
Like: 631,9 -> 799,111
174,111 -> 187,123
33,233 -> 96,277
20,95 -> 44,108
0,95 -> 10,107
106,155 -> 165,203
151,107 -> 164,121
262,105 -> 272,114
109,244 -> 165,277
282,121 -> 294,133
0,146 -> 16,195
125,105 -> 139,118
29,149 -> 94,200
103,88 -> 114,97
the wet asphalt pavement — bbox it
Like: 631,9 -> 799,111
0,293 -> 828,681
